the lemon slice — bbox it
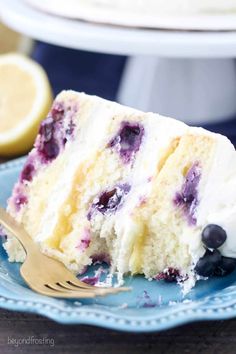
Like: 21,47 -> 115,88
0,53 -> 53,156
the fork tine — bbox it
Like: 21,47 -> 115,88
45,282 -> 97,293
67,278 -> 130,292
44,285 -> 128,297
65,276 -> 95,288
66,276 -> 118,290
46,282 -> 131,297
23,276 -> 131,298
55,281 -> 87,291
44,283 -> 67,292
29,282 -> 97,298
67,279 -> 95,289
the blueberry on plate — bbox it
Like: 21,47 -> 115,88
214,256 -> 236,276
202,224 -> 227,249
195,249 -> 221,277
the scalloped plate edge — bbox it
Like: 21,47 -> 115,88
0,293 -> 236,332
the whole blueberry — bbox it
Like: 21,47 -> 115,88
214,256 -> 236,276
202,224 -> 227,249
195,249 -> 221,277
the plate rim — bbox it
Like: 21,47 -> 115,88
1,157 -> 236,332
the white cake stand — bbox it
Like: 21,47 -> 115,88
1,0 -> 236,124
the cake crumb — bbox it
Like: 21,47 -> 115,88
137,290 -> 162,308
118,303 -> 128,309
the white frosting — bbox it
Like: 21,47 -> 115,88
26,0 -> 236,20
196,131 -> 236,259
26,0 -> 236,31
83,0 -> 236,14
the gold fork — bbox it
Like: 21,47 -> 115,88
0,207 -> 130,298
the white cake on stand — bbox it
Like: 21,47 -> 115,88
25,0 -> 236,30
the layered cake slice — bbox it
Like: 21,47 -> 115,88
4,91 -> 236,293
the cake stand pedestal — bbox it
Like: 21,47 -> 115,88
118,57 -> 236,124
1,0 -> 236,124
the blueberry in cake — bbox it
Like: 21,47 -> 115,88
4,91 -> 236,293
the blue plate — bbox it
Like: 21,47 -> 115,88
0,158 -> 236,332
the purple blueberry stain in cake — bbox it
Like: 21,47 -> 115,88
87,183 -> 131,220
138,196 -> 147,207
155,267 -> 180,283
92,254 -> 111,265
174,162 -> 201,225
37,117 -> 60,161
39,117 -> 54,142
108,121 -> 144,164
14,194 -> 28,212
8,99 -> 79,214
51,101 -> 65,121
76,228 -> 91,252
36,100 -> 77,162
9,181 -> 28,212
20,163 -> 35,182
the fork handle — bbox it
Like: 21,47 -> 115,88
0,207 -> 37,254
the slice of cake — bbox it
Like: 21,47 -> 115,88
4,91 -> 236,293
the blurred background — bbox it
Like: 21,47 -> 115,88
0,20 -> 126,101
0,4 -> 236,155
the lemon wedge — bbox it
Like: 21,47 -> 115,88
0,53 -> 53,156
